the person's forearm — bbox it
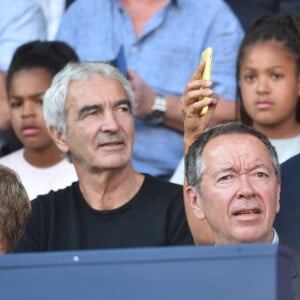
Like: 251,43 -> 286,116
162,95 -> 184,132
181,64 -> 221,246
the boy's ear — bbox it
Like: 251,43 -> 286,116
48,126 -> 69,153
185,186 -> 206,220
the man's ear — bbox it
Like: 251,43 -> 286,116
185,186 -> 206,220
48,126 -> 69,153
276,179 -> 281,214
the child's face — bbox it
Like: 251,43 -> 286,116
8,68 -> 54,150
239,40 -> 300,134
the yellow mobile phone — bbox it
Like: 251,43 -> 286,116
199,47 -> 212,115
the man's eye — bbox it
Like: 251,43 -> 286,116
254,172 -> 268,178
218,175 -> 233,182
82,110 -> 98,118
117,105 -> 130,113
89,110 -> 98,115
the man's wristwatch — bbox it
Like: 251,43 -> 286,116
148,95 -> 167,124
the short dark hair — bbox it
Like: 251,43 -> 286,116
185,122 -> 280,194
6,40 -> 79,92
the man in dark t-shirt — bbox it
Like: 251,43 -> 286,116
15,62 -> 193,252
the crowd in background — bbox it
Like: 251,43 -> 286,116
0,0 -> 299,283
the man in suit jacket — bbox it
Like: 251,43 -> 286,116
181,63 -> 300,299
274,153 -> 300,249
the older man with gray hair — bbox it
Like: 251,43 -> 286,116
15,62 -> 193,252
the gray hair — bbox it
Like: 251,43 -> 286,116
43,62 -> 135,134
185,122 -> 280,194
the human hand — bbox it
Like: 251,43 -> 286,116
182,62 -> 219,152
127,69 -> 156,119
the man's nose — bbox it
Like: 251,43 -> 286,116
237,175 -> 256,199
100,110 -> 119,132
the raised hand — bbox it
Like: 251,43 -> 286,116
181,62 -> 219,153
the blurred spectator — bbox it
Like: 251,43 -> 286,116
0,41 -> 79,200
225,0 -> 300,30
237,14 -> 300,163
0,164 -> 31,253
35,0 -> 76,40
0,1 -> 46,155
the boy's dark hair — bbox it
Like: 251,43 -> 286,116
236,14 -> 300,124
6,40 -> 79,92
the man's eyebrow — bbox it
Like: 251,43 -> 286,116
77,99 -> 131,119
211,167 -> 234,176
77,104 -> 102,118
253,163 -> 273,172
115,99 -> 132,110
211,164 -> 272,176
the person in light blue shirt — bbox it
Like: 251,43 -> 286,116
0,1 -> 46,73
56,0 -> 244,179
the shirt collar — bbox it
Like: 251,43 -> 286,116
214,229 -> 279,246
272,228 -> 279,244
